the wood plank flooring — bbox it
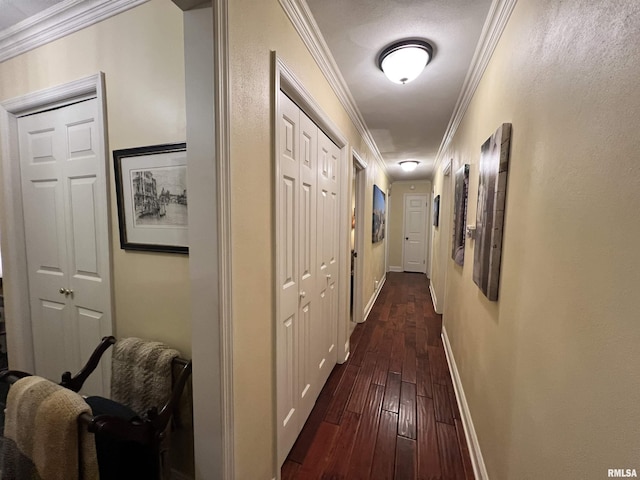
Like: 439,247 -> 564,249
281,272 -> 474,480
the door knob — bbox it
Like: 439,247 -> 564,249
59,287 -> 66,295
326,274 -> 332,280
66,289 -> 73,296
300,291 -> 306,299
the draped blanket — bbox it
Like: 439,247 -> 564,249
1,376 -> 98,480
110,337 -> 180,415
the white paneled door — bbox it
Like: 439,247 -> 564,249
277,91 -> 340,465
18,98 -> 112,396
403,194 -> 428,273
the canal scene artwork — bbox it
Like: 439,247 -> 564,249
114,142 -> 188,253
131,166 -> 188,227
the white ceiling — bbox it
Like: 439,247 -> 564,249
0,0 -> 493,181
305,0 -> 492,180
0,0 -> 66,31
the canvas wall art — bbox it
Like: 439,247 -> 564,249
452,165 -> 469,266
372,185 -> 386,243
114,143 -> 188,254
473,123 -> 512,301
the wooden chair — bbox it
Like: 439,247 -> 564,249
1,336 -> 192,480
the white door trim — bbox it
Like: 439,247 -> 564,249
351,148 -> 366,324
177,0 -> 234,478
274,54 -> 350,469
0,73 -> 112,373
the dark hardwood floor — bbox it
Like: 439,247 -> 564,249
281,272 -> 474,480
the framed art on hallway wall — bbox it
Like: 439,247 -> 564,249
114,143 -> 189,254
372,184 -> 386,243
452,164 -> 469,266
473,123 -> 512,301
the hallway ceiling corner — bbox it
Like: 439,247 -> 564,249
303,0 -> 493,181
0,0 -> 500,183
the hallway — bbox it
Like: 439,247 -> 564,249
281,272 -> 474,479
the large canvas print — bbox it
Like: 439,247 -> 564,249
372,185 -> 386,243
452,165 -> 469,266
473,123 -> 512,300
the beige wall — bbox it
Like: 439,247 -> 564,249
0,0 -> 191,354
387,181 -> 432,270
364,161 -> 390,301
431,0 -> 640,478
228,0 -> 389,476
0,1 -> 193,475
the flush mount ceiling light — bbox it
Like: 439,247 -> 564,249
400,161 -> 419,172
378,40 -> 433,84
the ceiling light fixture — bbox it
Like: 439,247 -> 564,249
400,161 -> 419,172
378,40 -> 433,85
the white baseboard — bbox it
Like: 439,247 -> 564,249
363,274 -> 386,322
441,327 -> 489,480
388,265 -> 403,272
429,282 -> 443,314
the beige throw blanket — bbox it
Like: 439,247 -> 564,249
111,337 -> 180,415
1,376 -> 98,480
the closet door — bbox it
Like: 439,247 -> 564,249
315,130 -> 340,386
276,91 -> 340,464
18,98 -> 112,396
277,92 -> 303,460
298,110 -> 318,420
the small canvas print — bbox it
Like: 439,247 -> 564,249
433,195 -> 440,227
372,185 -> 386,243
131,166 -> 188,227
473,123 -> 512,301
451,165 -> 469,266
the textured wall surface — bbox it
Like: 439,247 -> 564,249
228,0 -> 389,477
431,0 -> 640,478
0,0 -> 191,355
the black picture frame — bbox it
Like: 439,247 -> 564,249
433,195 -> 440,227
113,143 -> 188,254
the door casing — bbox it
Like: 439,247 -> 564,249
0,73 -> 113,374
274,54 -> 350,466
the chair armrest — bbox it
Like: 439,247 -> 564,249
60,336 -> 116,392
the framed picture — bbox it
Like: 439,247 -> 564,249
451,164 -> 469,266
114,143 -> 188,254
433,195 -> 440,227
372,184 -> 386,243
473,123 -> 512,301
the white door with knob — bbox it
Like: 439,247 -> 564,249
18,98 -> 112,396
403,194 -> 428,273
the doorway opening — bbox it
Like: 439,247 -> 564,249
350,150 -> 366,329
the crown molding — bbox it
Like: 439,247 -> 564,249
434,0 -> 518,171
278,0 -> 390,181
0,0 -> 151,63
